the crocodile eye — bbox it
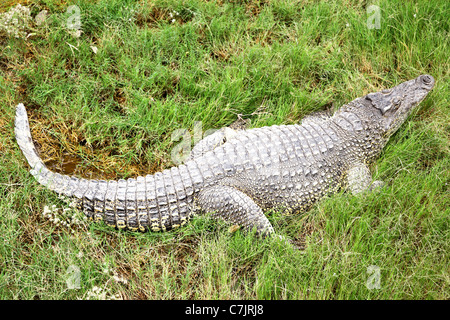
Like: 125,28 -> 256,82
382,89 -> 392,94
392,98 -> 400,105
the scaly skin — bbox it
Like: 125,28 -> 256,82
14,75 -> 435,237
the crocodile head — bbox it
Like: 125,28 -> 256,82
364,74 -> 435,138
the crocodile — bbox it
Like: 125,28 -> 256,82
14,74 -> 435,237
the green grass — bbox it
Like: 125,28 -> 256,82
0,0 -> 448,299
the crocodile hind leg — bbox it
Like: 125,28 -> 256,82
196,185 -> 274,236
347,163 -> 384,195
187,127 -> 238,160
187,116 -> 250,160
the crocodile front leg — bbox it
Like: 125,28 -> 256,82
197,185 -> 274,236
347,163 -> 384,195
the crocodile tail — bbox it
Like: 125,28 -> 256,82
14,103 -> 80,197
14,104 -> 196,231
14,103 -> 46,171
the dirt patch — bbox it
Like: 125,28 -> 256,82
0,55 -> 10,72
357,55 -> 374,74
156,75 -> 180,99
244,0 -> 269,18
24,108 -> 161,180
45,152 -> 83,176
113,87 -> 126,106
